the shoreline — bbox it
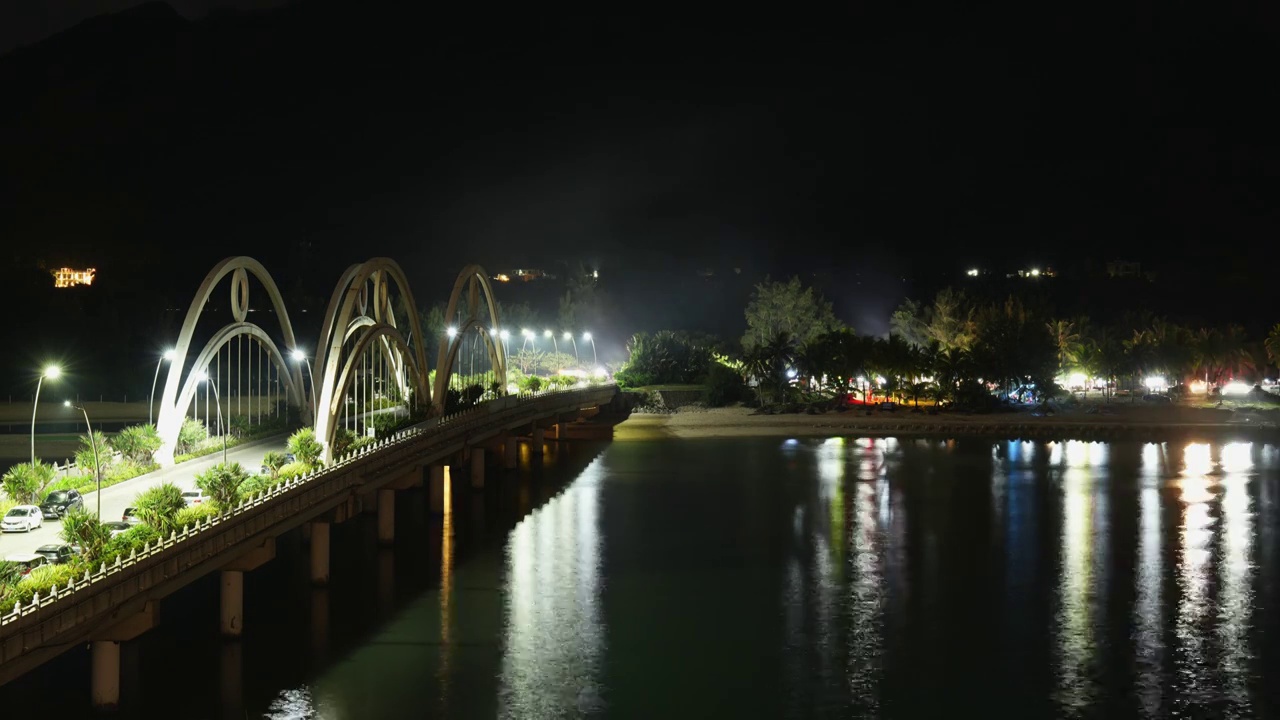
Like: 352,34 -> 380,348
614,406 -> 1280,442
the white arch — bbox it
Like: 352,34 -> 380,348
432,264 -> 507,412
155,257 -> 303,466
317,324 -> 422,464
313,258 -> 431,463
170,323 -> 305,433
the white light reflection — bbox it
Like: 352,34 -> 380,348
846,480 -> 883,714
499,460 -> 605,718
1133,444 -> 1162,718
1218,447 -> 1255,715
1173,443 -> 1216,712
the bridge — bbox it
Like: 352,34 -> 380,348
0,257 -> 624,707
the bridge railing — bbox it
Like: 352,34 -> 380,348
0,384 -> 616,641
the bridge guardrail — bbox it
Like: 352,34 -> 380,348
0,384 -> 616,662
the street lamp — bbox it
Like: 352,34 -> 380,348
64,401 -> 102,520
563,331 -> 579,363
544,329 -> 559,355
291,349 -> 317,420
499,329 -> 510,356
521,329 -> 535,353
583,332 -> 597,366
149,349 -> 176,426
31,365 -> 61,466
196,371 -> 228,465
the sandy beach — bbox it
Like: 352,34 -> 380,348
615,404 -> 1280,442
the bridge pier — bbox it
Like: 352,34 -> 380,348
531,426 -> 545,454
377,488 -> 395,545
310,521 -> 330,585
471,449 -> 485,489
91,641 -> 121,710
220,570 -> 243,638
429,464 -> 446,514
504,435 -> 518,470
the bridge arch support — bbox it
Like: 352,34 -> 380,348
313,258 -> 431,465
433,264 -> 507,413
155,258 -> 305,466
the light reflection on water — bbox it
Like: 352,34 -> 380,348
247,436 -> 1280,720
499,459 -> 605,719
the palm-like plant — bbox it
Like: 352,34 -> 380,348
195,462 -> 249,513
113,424 -> 162,465
75,430 -> 113,478
1047,319 -> 1082,371
2,460 -> 56,504
287,428 -> 323,469
60,508 -> 112,561
132,482 -> 186,534
1266,324 -> 1280,371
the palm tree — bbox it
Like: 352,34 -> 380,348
60,508 -> 112,561
1266,323 -> 1280,372
133,482 -> 186,534
1046,319 -> 1082,371
195,462 -> 249,513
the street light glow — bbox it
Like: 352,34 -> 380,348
195,371 -> 209,382
583,332 -> 592,340
499,330 -> 510,340
522,329 -> 533,338
63,400 -> 71,407
447,327 -> 458,338
544,329 -> 552,338
291,349 -> 306,362
163,349 -> 176,361
563,332 -> 572,341
44,366 -> 61,379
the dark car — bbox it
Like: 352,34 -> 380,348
33,544 -> 76,565
40,489 -> 84,519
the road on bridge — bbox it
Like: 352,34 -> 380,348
0,435 -> 289,558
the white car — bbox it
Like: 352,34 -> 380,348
2,505 -> 43,533
181,490 -> 207,508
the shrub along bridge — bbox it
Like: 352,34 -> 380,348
1,256 -> 623,708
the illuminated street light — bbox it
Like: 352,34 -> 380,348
291,349 -> 317,418
545,329 -> 559,355
583,332 -> 597,366
64,400 -> 102,519
31,365 -> 61,466
195,371 -> 228,465
563,331 -> 579,363
446,326 -> 458,339
498,329 -> 511,356
149,349 -> 176,426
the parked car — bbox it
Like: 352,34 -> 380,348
40,489 -> 84,519
102,522 -> 132,537
2,505 -> 43,533
33,544 -> 75,565
121,507 -> 142,525
182,489 -> 208,508
4,553 -> 47,576
284,452 -> 296,464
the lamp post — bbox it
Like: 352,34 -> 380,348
196,371 -> 228,465
31,366 -> 61,466
583,332 -> 598,366
499,329 -> 510,357
520,329 -> 534,353
291,349 -> 316,421
64,401 -> 102,520
544,329 -> 559,356
446,327 -> 458,390
149,349 -> 176,426
563,332 -> 578,364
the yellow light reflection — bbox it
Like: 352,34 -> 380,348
819,438 -> 846,568
439,466 -> 454,695
1055,467 -> 1100,710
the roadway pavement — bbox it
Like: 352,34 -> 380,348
0,435 -> 289,559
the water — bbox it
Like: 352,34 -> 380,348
4,435 -> 1280,718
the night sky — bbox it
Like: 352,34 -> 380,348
2,2 -> 1277,394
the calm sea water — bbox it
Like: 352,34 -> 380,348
4,435 -> 1280,719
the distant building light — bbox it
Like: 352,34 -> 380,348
493,273 -> 511,282
53,267 -> 96,288
1029,268 -> 1041,277
966,268 -> 979,277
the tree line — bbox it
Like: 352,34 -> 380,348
618,276 -> 1280,409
